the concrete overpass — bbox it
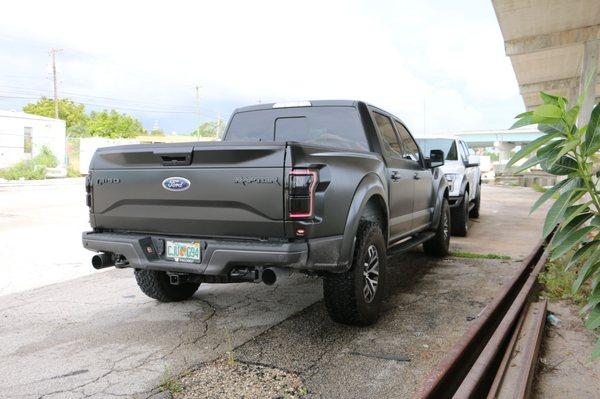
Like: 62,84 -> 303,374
444,126 -> 543,162
455,127 -> 542,147
493,0 -> 600,123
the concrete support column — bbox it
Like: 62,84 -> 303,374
578,39 -> 600,125
495,141 -> 516,168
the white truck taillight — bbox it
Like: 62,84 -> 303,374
288,169 -> 318,219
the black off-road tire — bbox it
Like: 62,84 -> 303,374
134,269 -> 200,302
423,198 -> 451,257
470,184 -> 481,218
323,222 -> 386,326
451,190 -> 469,237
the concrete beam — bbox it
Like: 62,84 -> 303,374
578,39 -> 600,124
526,96 -> 600,111
506,25 -> 600,55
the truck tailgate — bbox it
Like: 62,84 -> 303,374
89,142 -> 286,238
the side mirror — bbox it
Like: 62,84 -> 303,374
466,154 -> 480,168
426,149 -> 444,168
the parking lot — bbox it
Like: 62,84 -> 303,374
0,182 -> 549,398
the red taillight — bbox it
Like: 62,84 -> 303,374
85,174 -> 92,207
288,169 -> 318,219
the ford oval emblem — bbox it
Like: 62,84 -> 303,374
162,177 -> 191,192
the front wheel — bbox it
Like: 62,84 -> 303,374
423,198 -> 451,257
470,184 -> 481,218
323,221 -> 386,326
451,190 -> 469,237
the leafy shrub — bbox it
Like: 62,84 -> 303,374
507,84 -> 600,358
539,257 -> 589,304
67,165 -> 81,177
0,146 -> 59,180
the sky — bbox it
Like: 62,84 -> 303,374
0,0 -> 524,135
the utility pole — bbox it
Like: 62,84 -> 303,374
50,48 -> 62,119
50,48 -> 66,167
423,97 -> 426,135
195,85 -> 201,141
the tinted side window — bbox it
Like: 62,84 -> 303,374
462,141 -> 472,157
417,138 -> 458,161
373,112 -> 403,158
394,121 -> 420,163
458,141 -> 468,162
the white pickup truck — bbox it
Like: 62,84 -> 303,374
416,136 -> 481,236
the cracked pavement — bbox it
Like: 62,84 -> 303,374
0,183 -> 549,398
0,271 -> 321,398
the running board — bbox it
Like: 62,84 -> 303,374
387,231 -> 436,257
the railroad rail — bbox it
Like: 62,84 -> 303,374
415,237 -> 550,399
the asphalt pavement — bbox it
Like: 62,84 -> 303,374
0,183 -> 549,398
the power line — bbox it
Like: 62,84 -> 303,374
0,74 -> 48,80
0,85 -> 198,108
0,86 -> 219,116
0,95 -> 209,115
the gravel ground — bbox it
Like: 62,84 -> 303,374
533,301 -> 600,398
173,358 -> 306,399
162,252 -> 519,398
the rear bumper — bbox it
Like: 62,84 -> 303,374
82,231 -> 347,275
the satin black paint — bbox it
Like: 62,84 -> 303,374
84,100 -> 447,274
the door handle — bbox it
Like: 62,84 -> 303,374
391,171 -> 401,182
413,173 -> 421,180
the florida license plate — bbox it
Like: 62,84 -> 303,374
165,240 -> 201,263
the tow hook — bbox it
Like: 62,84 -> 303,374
168,273 -> 181,285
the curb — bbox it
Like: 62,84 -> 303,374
0,177 -> 85,188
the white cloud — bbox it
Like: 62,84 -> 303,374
0,0 -> 522,133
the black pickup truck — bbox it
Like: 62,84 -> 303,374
82,100 -> 450,325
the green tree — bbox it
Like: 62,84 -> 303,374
191,120 -> 224,138
507,86 -> 600,358
23,97 -> 87,129
86,110 -> 146,138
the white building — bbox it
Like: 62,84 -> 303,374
0,110 -> 66,169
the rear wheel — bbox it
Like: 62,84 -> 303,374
323,221 -> 386,326
134,269 -> 200,302
423,198 -> 451,257
451,190 -> 469,237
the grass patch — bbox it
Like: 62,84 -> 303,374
160,378 -> 183,394
224,326 -> 236,366
532,183 -> 548,193
67,165 -> 81,177
159,367 -> 184,394
0,146 -> 58,180
539,258 -> 589,304
450,251 -> 511,260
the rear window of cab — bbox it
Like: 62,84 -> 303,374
224,106 -> 370,152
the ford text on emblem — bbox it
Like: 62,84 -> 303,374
162,177 -> 191,191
